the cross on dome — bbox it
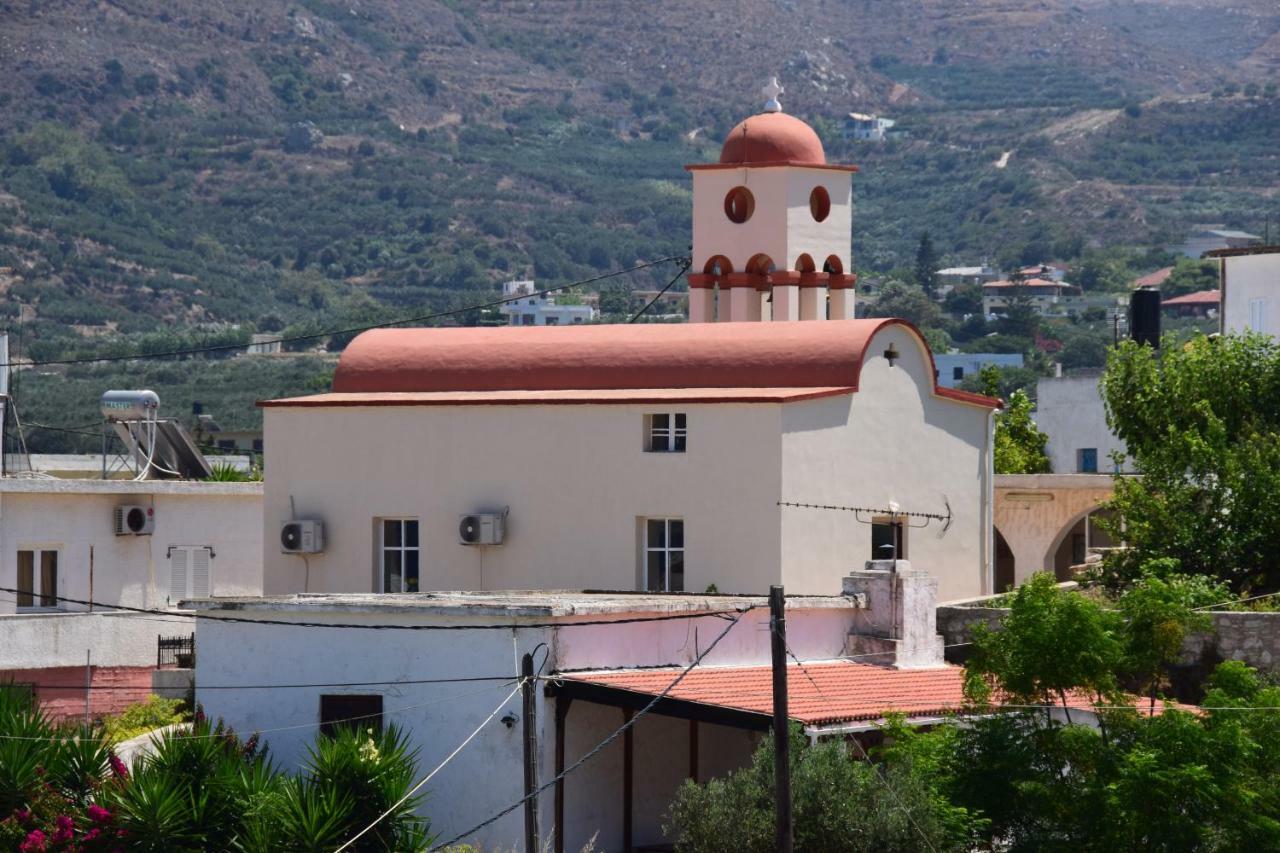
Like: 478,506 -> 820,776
762,77 -> 784,113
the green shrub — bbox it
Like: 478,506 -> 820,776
102,696 -> 189,744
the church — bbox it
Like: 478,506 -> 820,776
256,83 -> 1001,602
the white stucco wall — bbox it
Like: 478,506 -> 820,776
690,166 -> 852,274
780,325 -> 992,602
1221,252 -> 1280,337
0,611 -> 178,669
262,403 -> 785,596
1035,374 -> 1129,475
193,599 -> 860,851
0,481 -> 263,616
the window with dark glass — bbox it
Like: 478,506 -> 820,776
319,694 -> 383,737
380,519 -> 419,593
645,519 -> 684,592
646,413 -> 687,452
870,520 -> 906,561
17,550 -> 57,609
1077,448 -> 1099,474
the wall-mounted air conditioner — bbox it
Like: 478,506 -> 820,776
114,505 -> 155,536
459,513 -> 505,546
281,520 -> 325,554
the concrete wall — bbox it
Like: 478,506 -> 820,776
781,325 -> 992,601
193,600 -> 860,850
1221,252 -> 1280,337
263,402 -> 785,596
1035,373 -> 1128,475
994,474 -> 1116,587
937,603 -> 1280,675
0,611 -> 178,669
933,353 -> 1024,389
0,481 -> 263,615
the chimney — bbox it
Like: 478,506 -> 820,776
842,560 -> 945,668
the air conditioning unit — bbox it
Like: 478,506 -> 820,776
281,520 -> 325,554
114,505 -> 154,536
459,513 -> 505,546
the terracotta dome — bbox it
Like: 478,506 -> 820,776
719,112 -> 826,166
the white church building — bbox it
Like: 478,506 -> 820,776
256,83 -> 1001,603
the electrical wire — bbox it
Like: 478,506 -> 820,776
3,674 -> 516,692
335,678 -> 526,853
0,678 -> 521,741
0,586 -> 752,632
0,255 -> 688,370
628,256 -> 692,323
427,606 -> 752,851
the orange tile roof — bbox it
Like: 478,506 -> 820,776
260,387 -> 856,408
1134,267 -> 1174,288
559,660 -> 1192,726
1162,289 -> 1220,305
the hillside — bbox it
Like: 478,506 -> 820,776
0,0 -> 1277,425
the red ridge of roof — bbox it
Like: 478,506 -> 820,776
258,387 -> 856,408
1162,289 -> 1220,305
1133,267 -> 1174,288
719,111 -> 826,167
328,318 -> 1001,409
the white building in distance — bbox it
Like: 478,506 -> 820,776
1035,372 -> 1129,475
1211,245 -> 1280,338
498,280 -> 597,326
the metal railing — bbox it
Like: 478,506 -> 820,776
157,633 -> 195,669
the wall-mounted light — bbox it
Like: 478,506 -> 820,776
501,712 -> 519,729
883,345 -> 899,366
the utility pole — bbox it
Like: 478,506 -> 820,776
769,585 -> 794,853
521,652 -> 540,852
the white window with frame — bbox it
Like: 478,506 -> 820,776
166,546 -> 212,607
1249,298 -> 1269,334
645,413 -> 687,452
644,518 -> 684,592
380,519 -> 420,593
16,549 -> 59,610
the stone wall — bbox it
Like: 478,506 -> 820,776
936,605 -> 1280,673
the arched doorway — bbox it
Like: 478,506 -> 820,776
1049,507 -> 1118,581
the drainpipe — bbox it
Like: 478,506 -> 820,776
985,406 -> 997,594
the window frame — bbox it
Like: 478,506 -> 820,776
643,517 -> 685,593
379,518 -> 420,594
319,694 -> 384,738
1077,448 -> 1099,474
645,413 -> 687,453
16,547 -> 61,611
870,518 -> 906,561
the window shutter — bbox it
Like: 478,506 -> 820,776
169,548 -> 189,605
191,548 -> 211,599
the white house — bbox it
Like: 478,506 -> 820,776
982,277 -> 1078,316
934,353 -> 1024,389
1176,227 -> 1261,259
259,318 -> 1000,603
192,562 -> 971,851
0,478 -> 262,717
842,112 -> 897,141
935,264 -> 1000,288
1034,372 -> 1129,475
499,280 -> 598,327
1212,245 -> 1280,337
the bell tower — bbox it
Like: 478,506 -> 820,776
685,79 -> 858,323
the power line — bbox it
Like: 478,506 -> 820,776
628,256 -> 691,323
336,678 -> 527,852
4,674 -> 515,692
427,607 -> 752,851
0,586 -> 752,632
0,255 -> 688,370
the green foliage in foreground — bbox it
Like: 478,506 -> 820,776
1100,333 -> 1280,592
101,696 -> 189,744
0,687 -> 432,851
973,364 -> 1051,474
666,727 -> 984,853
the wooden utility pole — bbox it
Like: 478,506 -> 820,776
769,585 -> 794,853
521,652 -> 540,852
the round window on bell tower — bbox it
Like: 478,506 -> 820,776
723,186 -> 755,223
809,186 -> 831,222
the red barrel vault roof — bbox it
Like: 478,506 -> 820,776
313,318 -> 998,409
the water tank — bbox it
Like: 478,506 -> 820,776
1129,286 -> 1161,348
100,390 -> 160,422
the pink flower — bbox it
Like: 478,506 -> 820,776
84,828 -> 102,842
18,829 -> 47,853
14,809 -> 32,823
51,815 -> 73,843
87,804 -> 112,823
108,752 -> 128,780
